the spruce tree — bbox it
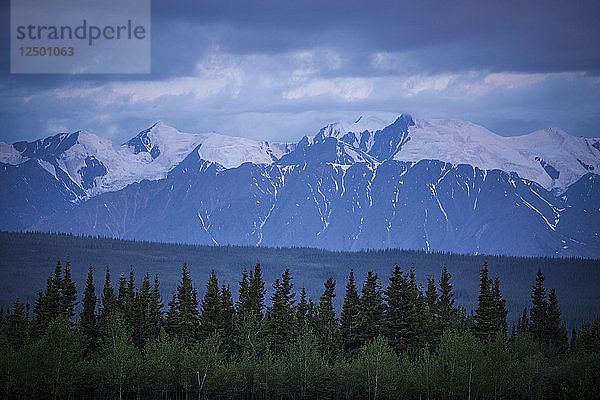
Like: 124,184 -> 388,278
357,270 -> 385,346
406,266 -> 426,351
176,262 -> 199,344
340,269 -> 361,355
474,259 -> 495,341
133,272 -> 152,348
517,308 -> 529,336
296,284 -> 309,335
117,272 -> 127,313
237,267 -> 250,316
219,283 -> 236,357
81,265 -> 98,353
529,268 -> 548,343
317,275 -> 338,360
101,266 -> 117,321
199,270 -> 221,338
124,266 -> 137,327
3,299 -> 29,348
32,289 -> 47,337
46,260 -> 63,320
490,275 -> 508,335
425,272 -> 440,345
438,264 -> 455,333
547,288 -> 568,352
249,262 -> 266,318
148,274 -> 163,340
265,269 -> 296,355
60,259 -> 78,320
384,264 -> 406,354
165,291 -> 180,337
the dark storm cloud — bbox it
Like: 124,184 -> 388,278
151,0 -> 600,74
0,0 -> 599,142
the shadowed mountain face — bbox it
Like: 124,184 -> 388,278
2,115 -> 599,257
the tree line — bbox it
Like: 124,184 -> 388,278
0,259 -> 598,399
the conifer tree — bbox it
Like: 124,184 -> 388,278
384,265 -> 406,354
61,259 -> 78,320
529,268 -> 548,343
406,266 -> 426,351
237,267 -> 250,316
249,262 -> 266,318
340,269 -> 361,354
296,284 -> 309,335
148,274 -> 163,340
474,259 -> 495,341
46,260 -> 63,320
316,275 -> 338,360
80,265 -> 97,353
165,291 -> 180,337
517,308 -> 529,335
3,299 -> 29,348
101,266 -> 117,321
547,288 -> 568,352
357,270 -> 385,346
117,272 -> 127,313
32,289 -> 47,337
425,272 -> 440,344
176,262 -> 199,344
199,270 -> 221,338
438,264 -> 455,333
219,283 -> 236,357
491,275 -> 508,335
133,272 -> 151,348
265,269 -> 296,355
124,266 -> 137,327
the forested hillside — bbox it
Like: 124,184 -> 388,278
1,259 -> 598,399
1,231 -> 599,328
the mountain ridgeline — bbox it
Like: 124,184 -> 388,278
1,114 -> 599,257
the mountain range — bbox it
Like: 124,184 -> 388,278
1,114 -> 599,257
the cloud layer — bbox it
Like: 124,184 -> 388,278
1,0 -> 599,143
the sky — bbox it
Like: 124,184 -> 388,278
1,0 -> 599,144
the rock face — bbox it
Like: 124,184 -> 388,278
2,115 -> 599,257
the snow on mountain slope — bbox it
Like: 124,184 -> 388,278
123,121 -> 295,170
402,120 -> 600,191
194,132 -> 293,168
0,142 -> 25,165
505,128 -> 600,190
309,115 -> 599,192
1,122 -> 295,199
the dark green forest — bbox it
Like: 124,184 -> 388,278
1,231 -> 599,329
1,255 -> 599,399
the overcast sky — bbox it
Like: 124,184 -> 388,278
1,0 -> 599,144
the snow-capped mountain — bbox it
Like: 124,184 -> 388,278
0,122 -> 295,200
321,114 -> 600,192
2,114 -> 599,257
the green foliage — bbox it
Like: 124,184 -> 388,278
265,268 -> 296,355
99,312 -> 142,399
80,265 -> 97,353
438,264 -> 456,333
60,260 -> 78,320
530,267 -> 548,342
100,265 -> 117,323
356,336 -> 397,400
340,269 -> 361,355
1,247 -> 599,399
357,271 -> 385,348
176,262 -> 199,345
199,269 -> 221,339
316,275 -> 338,361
